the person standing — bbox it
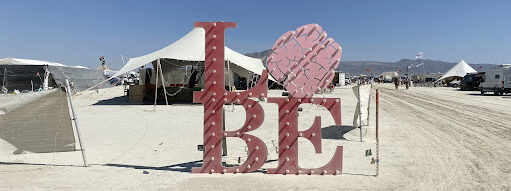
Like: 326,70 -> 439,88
405,77 -> 410,90
393,76 -> 400,89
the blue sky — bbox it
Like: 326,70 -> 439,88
1,0 -> 510,69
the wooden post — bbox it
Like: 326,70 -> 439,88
65,79 -> 88,167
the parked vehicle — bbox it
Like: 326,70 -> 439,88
479,65 -> 511,95
460,72 -> 485,91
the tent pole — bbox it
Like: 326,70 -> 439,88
158,59 -> 168,105
227,59 -> 232,92
65,79 -> 88,167
2,65 -> 7,88
43,66 -> 50,91
153,60 -> 159,112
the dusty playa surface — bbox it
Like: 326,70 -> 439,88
1,84 -> 510,190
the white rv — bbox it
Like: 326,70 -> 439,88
479,64 -> 511,95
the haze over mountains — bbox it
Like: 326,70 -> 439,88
245,49 -> 496,76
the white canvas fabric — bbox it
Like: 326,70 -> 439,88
0,58 -> 88,69
112,28 -> 273,81
0,58 -> 66,67
352,84 -> 372,127
437,60 -> 477,81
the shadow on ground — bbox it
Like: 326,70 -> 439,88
105,160 -> 203,172
93,96 -> 131,105
468,93 -> 511,97
104,159 -> 277,173
0,161 -> 82,167
92,95 -> 200,105
322,125 -> 357,140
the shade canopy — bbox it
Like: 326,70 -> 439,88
0,58 -> 89,69
0,58 -> 65,67
437,60 -> 477,81
112,28 -> 273,81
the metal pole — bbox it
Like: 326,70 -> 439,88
227,59 -> 232,92
65,79 -> 88,167
157,59 -> 168,105
358,80 -> 363,142
376,89 -> 380,176
222,109 -> 227,156
422,57 -> 425,75
2,65 -> 7,88
153,60 -> 159,112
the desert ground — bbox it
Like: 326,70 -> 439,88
1,84 -> 510,190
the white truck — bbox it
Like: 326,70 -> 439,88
479,64 -> 511,95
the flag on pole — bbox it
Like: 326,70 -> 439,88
415,52 -> 424,59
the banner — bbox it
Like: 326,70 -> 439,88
352,84 -> 372,127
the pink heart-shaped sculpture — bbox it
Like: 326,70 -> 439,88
267,24 -> 342,98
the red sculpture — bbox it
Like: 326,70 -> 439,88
267,24 -> 342,98
193,22 -> 343,175
192,22 -> 269,174
266,97 -> 343,175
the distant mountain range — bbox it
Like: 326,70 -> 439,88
245,49 -> 497,76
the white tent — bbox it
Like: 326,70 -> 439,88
112,28 -> 273,81
380,72 -> 399,81
0,58 -> 66,67
437,60 -> 477,81
0,58 -> 89,69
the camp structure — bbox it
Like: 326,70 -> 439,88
411,73 -> 443,83
0,58 -> 109,93
380,72 -> 399,82
111,27 -> 274,104
436,60 -> 477,82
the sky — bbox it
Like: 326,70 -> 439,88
1,0 -> 510,69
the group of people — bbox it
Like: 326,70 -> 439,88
392,76 -> 411,90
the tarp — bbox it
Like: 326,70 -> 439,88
48,66 -> 109,91
1,62 -> 108,92
437,60 -> 476,81
0,89 -> 56,115
0,89 -> 76,153
112,28 -> 274,81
